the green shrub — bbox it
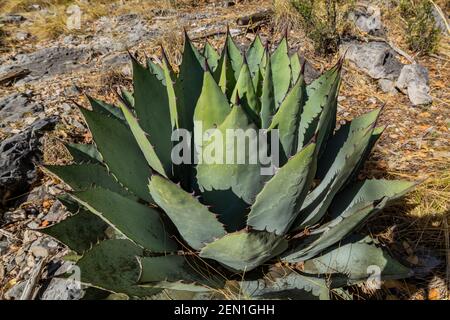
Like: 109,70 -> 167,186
291,0 -> 349,55
399,0 -> 440,55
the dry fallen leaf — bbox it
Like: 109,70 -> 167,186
40,220 -> 50,228
428,288 -> 440,300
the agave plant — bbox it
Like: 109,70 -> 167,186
43,31 -> 415,300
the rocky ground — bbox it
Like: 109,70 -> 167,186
0,0 -> 449,300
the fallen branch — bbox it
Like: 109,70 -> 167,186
0,228 -> 20,242
0,68 -> 31,86
236,9 -> 273,26
20,257 -> 47,300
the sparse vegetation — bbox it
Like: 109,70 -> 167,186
399,0 -> 440,55
274,0 -> 354,55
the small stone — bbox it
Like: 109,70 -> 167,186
26,220 -> 40,230
378,79 -> 397,94
396,64 -> 432,105
14,31 -> 30,41
14,253 -> 25,265
46,240 -> 59,249
0,262 -> 4,280
30,245 -> 48,258
3,209 -> 27,223
368,97 -> 377,104
349,5 -> 384,36
0,240 -> 8,254
41,278 -> 83,300
26,254 -> 35,268
45,200 -> 68,222
0,14 -> 26,24
4,281 -> 26,300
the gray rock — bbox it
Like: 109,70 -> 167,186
0,92 -> 43,130
300,57 -> 320,85
4,281 -> 26,300
378,78 -> 398,94
30,245 -> 48,258
343,41 -> 403,80
45,200 -> 67,222
0,117 -> 57,210
396,64 -> 432,105
348,4 -> 384,36
0,46 -> 93,84
432,5 -> 449,35
41,278 -> 83,300
2,208 -> 27,223
101,52 -> 129,69
25,185 -> 47,203
14,32 -> 30,41
0,14 -> 26,24
0,240 -> 8,255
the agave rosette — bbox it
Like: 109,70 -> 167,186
43,31 -> 415,300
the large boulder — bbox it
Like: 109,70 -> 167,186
343,41 -> 403,80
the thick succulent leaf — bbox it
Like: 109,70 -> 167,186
297,63 -> 341,150
247,143 -> 315,235
260,53 -> 276,129
284,200 -> 385,262
81,287 -> 112,300
41,207 -> 108,254
173,33 -> 204,190
118,102 -> 168,177
214,44 -> 237,98
302,237 -> 412,287
328,179 -> 416,221
268,74 -> 305,158
231,62 -> 260,120
72,187 -> 177,252
225,30 -> 244,81
161,51 -> 179,129
195,105 -> 267,204
345,126 -> 385,185
270,37 -> 291,108
87,96 -> 125,121
77,239 -> 161,298
199,231 -> 288,272
203,42 -> 220,72
148,175 -> 226,250
194,70 -> 231,130
150,290 -> 219,300
65,143 -> 103,164
132,57 -> 173,176
176,31 -> 205,133
294,109 -> 381,229
246,35 -> 265,84
79,108 -> 153,203
120,89 -> 135,108
290,53 -> 302,85
139,255 -> 224,292
240,269 -> 329,300
45,164 -> 133,199
147,58 -> 165,83
201,189 -> 248,232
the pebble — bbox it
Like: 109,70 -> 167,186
30,245 -> 49,258
15,32 -> 30,41
26,221 -> 40,229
